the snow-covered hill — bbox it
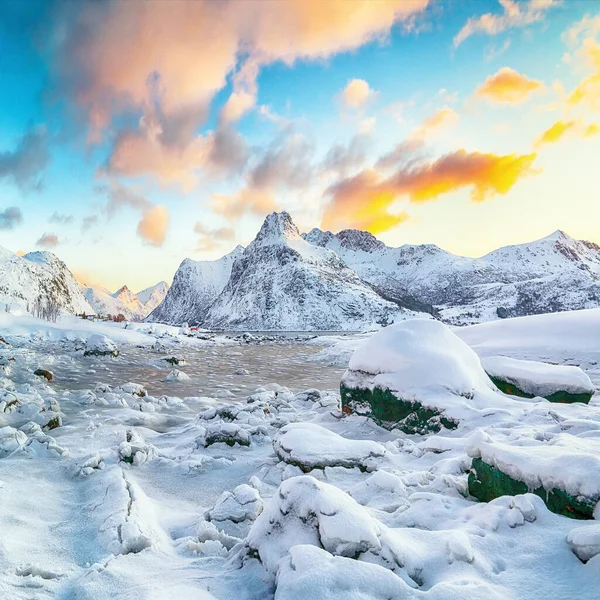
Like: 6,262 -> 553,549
0,245 -> 93,315
202,212 -> 411,331
146,247 -> 244,325
304,228 -> 600,324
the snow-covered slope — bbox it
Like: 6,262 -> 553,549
203,212 -> 411,331
136,281 -> 169,312
0,245 -> 92,315
146,247 -> 244,325
304,228 -> 600,324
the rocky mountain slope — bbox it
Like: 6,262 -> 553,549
202,212 -> 412,330
303,228 -> 600,324
146,247 -> 244,325
0,246 -> 93,315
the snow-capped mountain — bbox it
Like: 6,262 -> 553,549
202,212 -> 411,330
304,227 -> 600,324
81,282 -> 169,321
146,247 -> 244,325
136,281 -> 169,312
0,246 -> 93,314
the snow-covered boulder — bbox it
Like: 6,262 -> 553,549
481,356 -> 594,404
567,523 -> 600,562
246,475 -> 382,574
84,334 -> 119,357
341,319 -> 495,433
206,484 -> 263,537
468,433 -> 600,519
200,423 -> 251,447
274,423 -> 386,472
119,430 -> 158,466
162,369 -> 190,382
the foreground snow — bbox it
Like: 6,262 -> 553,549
0,311 -> 599,598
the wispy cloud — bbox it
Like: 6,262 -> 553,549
0,126 -> 50,191
0,207 -> 23,230
36,233 -> 59,248
454,0 -> 559,47
137,205 -> 169,247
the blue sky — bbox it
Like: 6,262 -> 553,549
0,0 -> 598,290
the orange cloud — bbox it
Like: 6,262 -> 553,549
475,67 -> 544,103
53,0 -> 429,185
535,120 -> 576,146
535,119 -> 600,147
323,149 -> 537,232
340,79 -> 377,110
566,39 -> 600,111
454,0 -> 558,47
410,107 -> 459,141
137,205 -> 169,246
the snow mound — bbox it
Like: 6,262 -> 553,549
348,319 -> 492,396
567,523 -> 600,562
481,355 -> 594,398
274,545 -> 413,600
274,423 -> 386,471
162,369 -> 190,382
246,475 -> 382,574
84,334 -> 119,357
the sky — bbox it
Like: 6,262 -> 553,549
0,0 -> 599,291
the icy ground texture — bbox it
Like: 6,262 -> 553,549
1,311 -> 600,598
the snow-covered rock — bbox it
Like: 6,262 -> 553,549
246,475 -> 382,574
567,524 -> 600,562
481,355 -> 595,403
341,319 -> 498,432
274,423 -> 386,471
146,246 -> 243,325
84,334 -> 119,357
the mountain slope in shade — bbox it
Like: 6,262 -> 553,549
304,227 -> 600,324
146,247 -> 244,325
202,212 -> 411,331
0,246 -> 93,314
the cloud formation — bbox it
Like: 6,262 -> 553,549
323,148 -> 537,232
475,67 -> 544,103
36,233 -> 59,248
49,212 -> 74,224
454,0 -> 558,47
49,0 -> 429,187
0,126 -> 50,191
0,207 -> 23,230
193,222 -> 236,252
536,119 -> 600,147
340,79 -> 377,110
137,205 -> 169,247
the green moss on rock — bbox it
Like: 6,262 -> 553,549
488,375 -> 593,404
340,383 -> 458,435
468,457 -> 597,520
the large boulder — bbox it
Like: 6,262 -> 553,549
84,334 -> 119,357
468,433 -> 600,520
481,356 -> 594,404
340,319 -> 495,434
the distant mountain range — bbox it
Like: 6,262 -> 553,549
3,213 -> 600,329
148,212 -> 600,329
81,281 -> 169,321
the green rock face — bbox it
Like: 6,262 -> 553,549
487,375 -> 592,404
468,457 -> 597,520
340,382 -> 458,435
